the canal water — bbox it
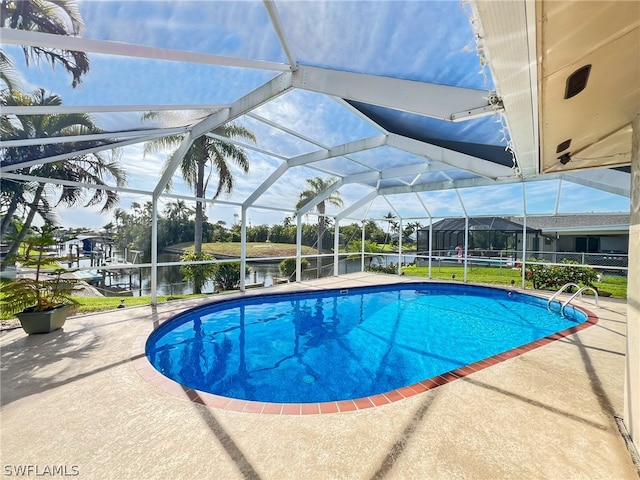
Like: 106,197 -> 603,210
86,253 -> 415,297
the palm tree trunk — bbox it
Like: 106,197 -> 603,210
192,160 -> 206,294
0,194 -> 20,239
194,160 -> 205,255
2,183 -> 44,271
317,203 -> 326,278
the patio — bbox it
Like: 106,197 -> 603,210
1,273 -> 637,479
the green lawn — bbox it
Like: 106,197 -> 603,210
0,291 -> 203,321
401,265 -> 627,298
171,242 -> 317,258
71,294 -> 201,313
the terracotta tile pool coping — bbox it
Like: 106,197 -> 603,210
130,303 -> 598,415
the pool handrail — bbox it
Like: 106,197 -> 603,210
547,283 -> 580,311
560,286 -> 599,316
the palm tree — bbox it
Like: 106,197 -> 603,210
403,221 -> 422,245
1,0 -> 90,87
296,177 -> 343,276
0,51 -> 21,91
382,212 -> 398,250
1,88 -> 126,266
164,199 -> 193,224
144,122 -> 255,293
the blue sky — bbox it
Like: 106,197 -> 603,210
4,0 -> 630,230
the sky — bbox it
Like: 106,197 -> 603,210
3,0 -> 630,231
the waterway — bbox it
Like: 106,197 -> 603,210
84,252 -> 416,297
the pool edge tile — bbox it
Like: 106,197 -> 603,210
337,400 -> 357,412
262,403 -> 283,415
301,403 -> 320,415
319,402 -> 340,413
282,404 -> 302,415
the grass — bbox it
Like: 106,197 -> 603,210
0,290 -> 203,321
402,264 -> 627,298
71,294 -> 202,313
170,242 -> 317,258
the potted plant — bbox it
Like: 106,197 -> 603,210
0,226 -> 78,334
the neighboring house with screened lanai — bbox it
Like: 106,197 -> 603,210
416,214 -> 630,269
509,214 -> 630,255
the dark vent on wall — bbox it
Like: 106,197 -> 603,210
558,153 -> 572,165
565,65 -> 591,99
556,139 -> 572,153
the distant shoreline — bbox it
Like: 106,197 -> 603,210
163,242 -> 317,259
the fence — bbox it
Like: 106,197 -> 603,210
48,248 -> 628,297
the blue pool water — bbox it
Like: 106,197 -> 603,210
146,283 -> 587,403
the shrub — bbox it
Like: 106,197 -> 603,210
180,251 -> 217,293
212,262 -> 250,291
365,263 -> 399,274
525,259 -> 597,291
279,257 -> 310,278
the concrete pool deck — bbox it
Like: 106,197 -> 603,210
1,273 -> 638,479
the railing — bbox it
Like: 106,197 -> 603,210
21,248 -> 626,297
561,286 -> 599,316
546,282 -> 599,316
547,283 -> 580,311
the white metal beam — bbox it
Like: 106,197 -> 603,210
387,133 -> 515,179
0,172 -> 152,196
0,135 -> 164,172
472,1 -> 539,177
1,104 -> 229,115
379,174 -> 512,195
335,191 -> 378,221
151,73 -> 294,198
247,112 -> 327,148
1,127 -> 188,148
562,169 -> 631,198
1,28 -> 290,72
163,191 -> 240,207
331,97 -> 389,134
191,72 -> 293,139
297,178 -> 344,216
288,135 -> 387,167
152,132 -> 194,199
263,0 -> 297,70
242,161 -> 290,208
292,65 -> 495,120
205,132 -> 289,161
342,162 -> 442,185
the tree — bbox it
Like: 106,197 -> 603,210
296,177 -> 343,277
0,50 -> 21,91
296,177 -> 343,255
340,222 -> 362,250
1,0 -> 90,88
382,212 -> 398,250
247,224 -> 269,242
1,88 -> 125,267
144,121 -> 255,293
363,219 -> 385,244
403,221 -> 422,245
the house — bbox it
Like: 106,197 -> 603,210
416,217 -> 542,256
508,214 -> 630,254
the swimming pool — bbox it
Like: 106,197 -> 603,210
146,283 -> 590,405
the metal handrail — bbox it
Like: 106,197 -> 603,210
547,283 -> 580,311
561,286 -> 599,316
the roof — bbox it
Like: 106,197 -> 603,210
426,217 -> 540,234
0,1 -> 635,227
510,214 -> 630,234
